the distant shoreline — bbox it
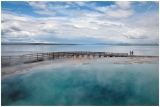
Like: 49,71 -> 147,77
1,43 -> 79,45
1,42 -> 159,46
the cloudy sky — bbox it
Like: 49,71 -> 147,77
1,1 -> 159,44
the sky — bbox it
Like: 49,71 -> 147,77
1,1 -> 159,44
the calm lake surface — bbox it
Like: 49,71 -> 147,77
1,58 -> 159,106
1,45 -> 159,56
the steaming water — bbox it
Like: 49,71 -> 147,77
2,58 -> 159,106
1,45 -> 159,56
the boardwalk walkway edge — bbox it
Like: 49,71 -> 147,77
1,51 -> 158,67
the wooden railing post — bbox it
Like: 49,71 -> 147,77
52,53 -> 54,59
10,56 -> 11,65
37,53 -> 38,61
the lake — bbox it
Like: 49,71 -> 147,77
1,45 -> 159,56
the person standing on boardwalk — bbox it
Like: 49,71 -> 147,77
130,51 -> 131,55
132,51 -> 133,55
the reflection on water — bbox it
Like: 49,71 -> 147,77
1,45 -> 159,56
1,62 -> 159,106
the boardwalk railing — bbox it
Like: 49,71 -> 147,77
2,51 -> 128,67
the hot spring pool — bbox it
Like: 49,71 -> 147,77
1,59 -> 159,106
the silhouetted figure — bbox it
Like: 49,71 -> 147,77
132,51 -> 133,55
130,51 -> 131,55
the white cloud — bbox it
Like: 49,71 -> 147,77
96,6 -> 109,12
106,9 -> 134,18
116,1 -> 132,9
34,10 -> 55,16
90,2 -> 134,19
123,29 -> 148,39
74,1 -> 87,6
1,2 -> 159,44
27,1 -> 47,10
27,1 -> 56,16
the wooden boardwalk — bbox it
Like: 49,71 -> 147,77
1,51 -> 158,67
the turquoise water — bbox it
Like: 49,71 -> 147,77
1,60 -> 159,106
